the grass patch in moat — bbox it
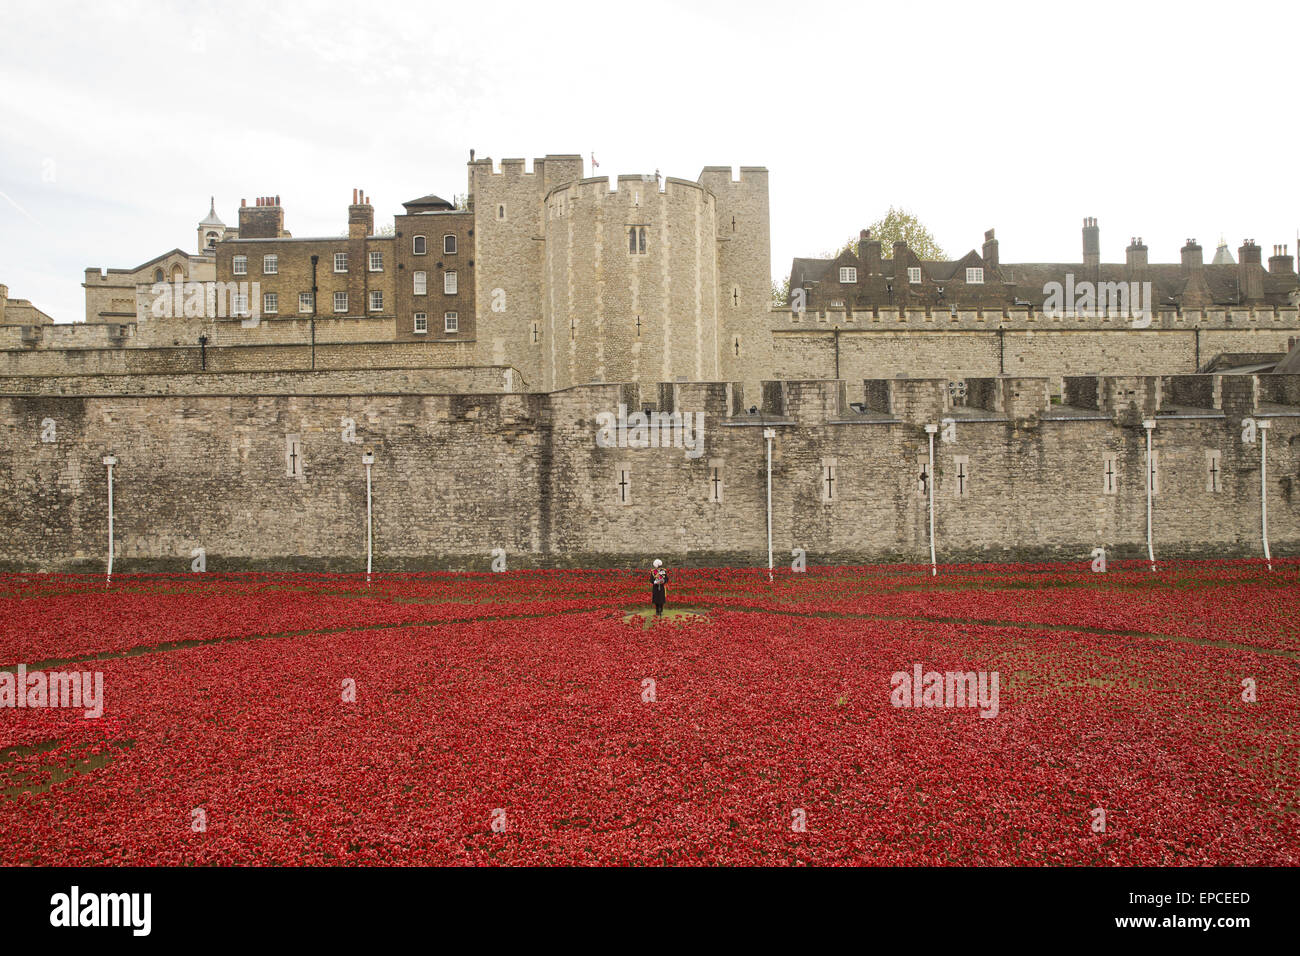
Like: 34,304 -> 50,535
622,605 -> 711,627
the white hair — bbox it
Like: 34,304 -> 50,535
652,559 -> 662,568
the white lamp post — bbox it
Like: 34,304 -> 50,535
1142,419 -> 1157,572
362,451 -> 375,578
1258,420 -> 1271,571
103,455 -> 117,580
924,424 -> 938,576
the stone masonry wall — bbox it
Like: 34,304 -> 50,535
1,375 -> 1296,571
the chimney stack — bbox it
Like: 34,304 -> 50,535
891,239 -> 908,263
1238,240 -> 1265,301
1268,244 -> 1294,274
860,229 -> 881,273
348,187 -> 375,238
1180,238 -> 1203,274
982,228 -> 999,269
1125,236 -> 1148,271
1082,217 -> 1100,270
238,193 -> 285,238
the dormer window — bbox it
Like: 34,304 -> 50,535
966,267 -> 984,284
839,267 -> 857,283
908,267 -> 922,284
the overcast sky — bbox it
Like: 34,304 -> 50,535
2,0 -> 1297,323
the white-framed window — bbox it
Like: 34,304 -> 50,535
232,255 -> 247,276
232,292 -> 249,316
299,292 -> 313,313
369,291 -> 383,312
333,252 -> 348,273
444,271 -> 457,294
262,254 -> 278,275
966,267 -> 984,284
412,235 -> 427,255
628,226 -> 647,255
908,266 -> 922,284
444,311 -> 458,333
839,267 -> 857,283
413,312 -> 427,334
368,251 -> 383,272
333,291 -> 348,313
443,234 -> 457,254
413,271 -> 427,295
262,292 -> 278,314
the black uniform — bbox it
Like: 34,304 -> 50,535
651,568 -> 668,615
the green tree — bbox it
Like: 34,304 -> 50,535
771,276 -> 790,307
826,207 -> 945,260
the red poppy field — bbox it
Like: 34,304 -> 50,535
1,561 -> 1296,866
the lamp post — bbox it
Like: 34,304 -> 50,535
1258,419 -> 1272,571
103,455 -> 117,581
924,424 -> 938,576
310,254 -> 319,371
1143,419 -> 1157,572
764,427 -> 775,578
362,450 -> 375,578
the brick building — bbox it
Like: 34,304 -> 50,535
790,221 -> 1300,313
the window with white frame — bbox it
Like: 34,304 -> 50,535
369,291 -> 383,312
262,292 -> 278,314
413,235 -> 427,255
263,254 -> 278,275
908,266 -> 922,284
333,252 -> 348,273
444,311 -> 458,333
413,312 -> 427,334
299,292 -> 313,313
443,234 -> 457,254
966,267 -> 984,284
232,292 -> 249,316
232,255 -> 247,275
368,251 -> 383,272
444,271 -> 457,294
333,291 -> 348,313
413,271 -> 426,295
839,267 -> 857,283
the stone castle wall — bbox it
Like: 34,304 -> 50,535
767,306 -> 1300,401
2,373 -> 1296,571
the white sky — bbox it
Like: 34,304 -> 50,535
2,0 -> 1297,323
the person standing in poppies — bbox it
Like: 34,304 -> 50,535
650,559 -> 668,617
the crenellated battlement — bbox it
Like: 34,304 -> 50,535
770,306 -> 1300,331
